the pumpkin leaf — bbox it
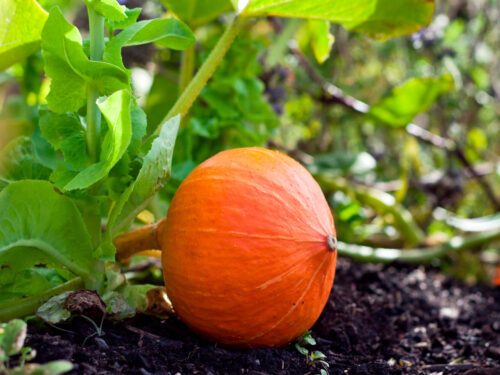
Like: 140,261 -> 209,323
0,267 -> 69,305
0,180 -> 101,293
129,103 -> 148,157
240,0 -> 434,39
343,0 -> 435,40
369,74 -> 454,127
103,18 -> 195,70
161,0 -> 233,28
0,0 -> 48,72
83,0 -> 126,21
64,89 -> 132,191
105,7 -> 141,30
107,114 -> 180,236
0,137 -> 52,191
308,20 -> 334,64
41,7 -> 128,113
36,291 -> 72,324
39,112 -> 89,170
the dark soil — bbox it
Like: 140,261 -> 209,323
26,258 -> 500,375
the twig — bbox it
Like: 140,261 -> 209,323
454,148 -> 500,210
315,173 -> 425,245
124,324 -> 161,340
288,41 -> 500,210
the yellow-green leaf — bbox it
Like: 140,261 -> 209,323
240,0 -> 434,40
162,0 -> 233,28
0,0 -> 48,71
369,74 -> 454,127
308,20 -> 334,64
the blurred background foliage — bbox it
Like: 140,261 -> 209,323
0,0 -> 499,284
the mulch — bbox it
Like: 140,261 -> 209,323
26,258 -> 500,375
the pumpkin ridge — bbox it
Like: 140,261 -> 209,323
286,168 -> 332,235
164,227 -> 326,244
245,147 -> 329,232
166,248 -> 324,299
174,174 -> 327,236
165,245 -> 328,298
241,253 -> 331,344
255,247 -> 330,290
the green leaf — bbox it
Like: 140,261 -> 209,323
161,0 -> 233,28
84,0 -> 126,21
241,0 -> 434,39
308,20 -> 334,64
105,7 -> 141,30
36,291 -> 72,324
310,351 -> 327,360
343,0 -> 435,40
0,137 -> 52,190
108,115 -> 180,236
63,90 -> 132,191
0,180 -> 100,290
242,0 -> 375,20
0,319 -> 26,355
49,165 -> 78,191
144,73 -> 179,134
129,103 -> 148,157
27,361 -> 73,375
119,284 -> 159,313
369,74 -> 454,127
102,291 -> 135,319
298,330 -> 316,346
295,343 -> 309,356
103,18 -> 195,70
39,112 -> 89,170
0,269 -> 60,305
0,0 -> 48,71
41,7 -> 128,113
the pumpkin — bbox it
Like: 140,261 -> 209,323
158,147 -> 337,348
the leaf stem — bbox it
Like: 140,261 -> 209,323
156,15 -> 245,133
0,277 -> 84,322
86,8 -> 105,162
265,18 -> 300,68
178,44 -> 195,96
337,229 -> 500,263
315,173 -> 425,245
1,239 -> 92,280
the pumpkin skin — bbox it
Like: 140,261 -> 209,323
160,147 -> 337,348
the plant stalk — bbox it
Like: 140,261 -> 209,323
0,277 -> 84,322
178,44 -> 195,96
86,8 -> 105,162
265,18 -> 300,68
315,173 -> 425,245
114,220 -> 163,262
337,229 -> 500,263
156,15 -> 245,133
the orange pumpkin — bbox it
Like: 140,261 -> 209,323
158,147 -> 337,348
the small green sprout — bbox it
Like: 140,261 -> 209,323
295,330 -> 329,374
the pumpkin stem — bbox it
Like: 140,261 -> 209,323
114,219 -> 164,262
327,234 -> 337,252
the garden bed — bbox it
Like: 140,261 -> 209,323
26,258 -> 500,375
